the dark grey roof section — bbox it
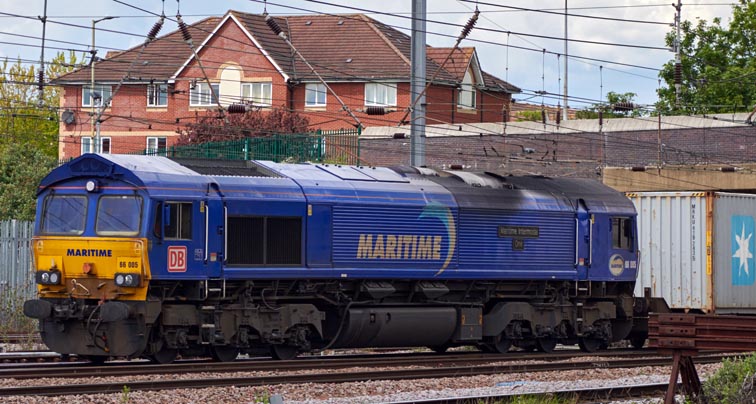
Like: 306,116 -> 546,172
169,158 -> 281,177
420,172 -> 634,213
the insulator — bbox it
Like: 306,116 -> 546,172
541,109 -> 546,124
37,70 -> 44,91
266,15 -> 283,36
178,18 -> 192,42
721,166 -> 736,173
147,18 -> 165,41
227,104 -> 246,114
556,108 -> 561,125
365,106 -> 386,116
460,10 -> 479,40
674,62 -> 682,85
614,102 -> 634,112
450,164 -> 463,170
598,110 -> 604,125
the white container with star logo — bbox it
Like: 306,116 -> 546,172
629,191 -> 756,314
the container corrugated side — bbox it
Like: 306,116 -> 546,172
629,192 -> 711,312
713,193 -> 756,313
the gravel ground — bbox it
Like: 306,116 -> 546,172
0,360 -> 723,404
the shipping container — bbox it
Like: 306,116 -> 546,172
629,192 -> 756,314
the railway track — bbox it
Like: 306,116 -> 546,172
0,348 -> 657,376
0,351 -> 736,397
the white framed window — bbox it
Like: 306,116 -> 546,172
242,82 -> 272,106
82,85 -> 113,107
364,83 -> 397,106
189,82 -> 219,106
148,84 -> 168,107
81,137 -> 93,154
101,137 -> 111,154
305,83 -> 326,107
146,137 -> 167,156
457,70 -> 477,109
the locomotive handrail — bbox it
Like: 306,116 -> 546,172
574,218 -> 579,267
204,203 -> 209,262
589,214 -> 594,266
224,205 -> 228,263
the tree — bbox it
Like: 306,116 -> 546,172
0,51 -> 79,158
575,91 -> 642,119
657,0 -> 756,114
0,143 -> 55,221
0,52 -> 79,220
176,107 -> 311,145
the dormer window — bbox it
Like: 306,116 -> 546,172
458,69 -> 476,109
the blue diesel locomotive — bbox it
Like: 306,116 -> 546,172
24,154 -> 638,363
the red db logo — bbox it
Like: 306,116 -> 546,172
168,246 -> 187,272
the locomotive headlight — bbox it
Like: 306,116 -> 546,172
35,270 -> 61,285
85,180 -> 98,193
114,273 -> 140,287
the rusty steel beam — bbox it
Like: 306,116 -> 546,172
649,313 -> 756,404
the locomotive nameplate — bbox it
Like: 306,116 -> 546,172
498,226 -> 539,238
117,257 -> 141,271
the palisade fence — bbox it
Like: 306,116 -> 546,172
131,129 -> 361,164
0,220 -> 35,332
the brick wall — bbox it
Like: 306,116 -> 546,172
358,125 -> 756,178
57,15 -> 512,159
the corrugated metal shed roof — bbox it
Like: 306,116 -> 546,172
361,115 -> 752,138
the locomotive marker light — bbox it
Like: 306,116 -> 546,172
85,179 -> 99,192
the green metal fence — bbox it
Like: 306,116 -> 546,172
130,129 -> 360,164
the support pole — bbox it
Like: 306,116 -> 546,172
410,0 -> 426,167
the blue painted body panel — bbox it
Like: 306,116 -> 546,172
37,155 -> 639,284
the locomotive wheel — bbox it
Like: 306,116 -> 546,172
270,344 -> 298,360
82,355 -> 107,365
150,347 -> 178,364
536,337 -> 558,353
478,343 -> 495,353
493,334 -> 512,353
429,344 -> 449,353
630,337 -> 646,349
210,345 -> 239,362
578,337 -> 603,353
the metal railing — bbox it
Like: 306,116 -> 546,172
131,130 -> 361,164
0,220 -> 35,332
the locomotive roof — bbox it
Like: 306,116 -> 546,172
41,155 -> 634,215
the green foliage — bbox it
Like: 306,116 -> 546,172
504,394 -> 576,404
703,354 -> 756,403
121,385 -> 131,403
575,91 -> 642,119
516,110 -> 544,122
0,143 -> 56,220
176,108 -> 311,145
0,286 -> 37,343
658,0 -> 756,114
0,51 -> 79,158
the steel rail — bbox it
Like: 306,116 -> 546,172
0,348 -> 662,378
0,353 -> 734,397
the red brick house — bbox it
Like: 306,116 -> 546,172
54,11 -> 519,159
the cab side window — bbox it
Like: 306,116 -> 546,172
157,202 -> 192,240
611,217 -> 633,250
